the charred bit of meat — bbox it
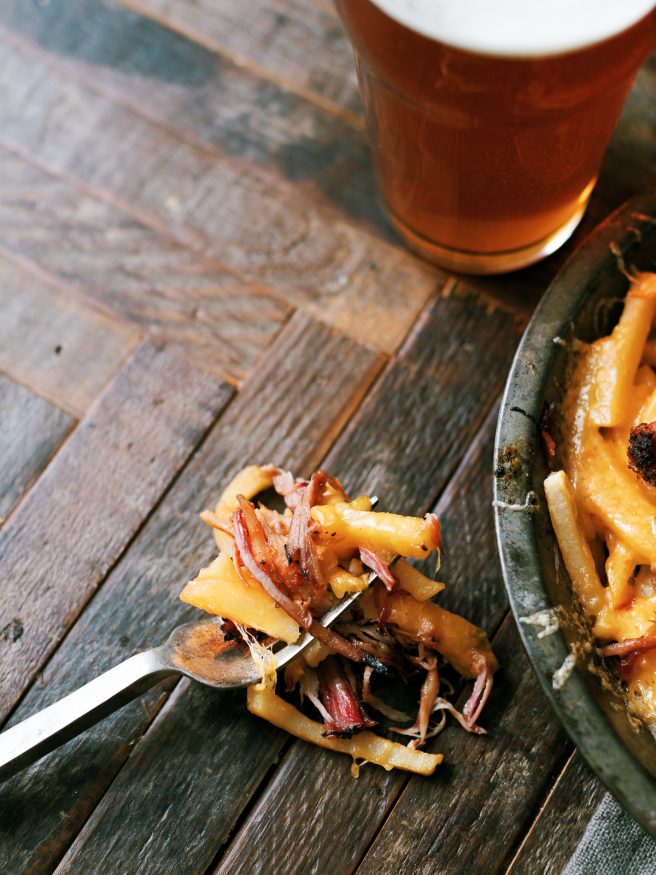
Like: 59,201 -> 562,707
317,656 -> 377,738
628,421 -> 656,485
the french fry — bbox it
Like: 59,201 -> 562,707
311,503 -> 439,558
578,430 -> 656,565
360,587 -> 496,679
327,567 -> 370,599
612,365 -> 656,437
605,533 -> 638,609
637,380 -> 656,425
211,465 -> 277,554
180,553 -> 300,643
587,295 -> 655,428
246,683 -> 442,775
394,558 -> 445,601
303,639 -> 334,668
543,470 -> 606,615
594,592 -> 656,641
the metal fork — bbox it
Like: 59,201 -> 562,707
0,592 -> 360,781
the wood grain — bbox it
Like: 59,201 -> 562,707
507,752 -> 605,875
356,615 -> 568,875
0,26 -> 442,353
0,313 -> 382,875
0,375 -> 73,525
321,282 -> 522,511
0,340 -> 232,724
0,0 -> 383,238
0,254 -> 139,417
218,402 -> 504,875
117,0 -> 362,120
0,149 -> 291,385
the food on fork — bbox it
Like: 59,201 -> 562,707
180,465 -> 498,775
543,271 -> 656,723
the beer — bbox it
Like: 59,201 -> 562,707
336,0 -> 656,273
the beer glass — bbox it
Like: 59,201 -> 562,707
336,0 -> 656,273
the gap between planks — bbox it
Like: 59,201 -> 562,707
0,239 -> 286,392
0,20 -> 367,240
0,19 -> 453,356
114,0 -> 365,129
0,342 -> 237,732
503,749 -> 577,875
2,299 -> 381,727
0,125 -> 442,362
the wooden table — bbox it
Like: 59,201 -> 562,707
0,2 -> 653,872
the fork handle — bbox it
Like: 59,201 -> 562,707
0,648 -> 175,781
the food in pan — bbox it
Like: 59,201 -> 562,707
544,271 -> 656,723
180,465 -> 498,775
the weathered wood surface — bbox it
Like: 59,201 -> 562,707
0,19 -> 442,353
1,0 -> 654,872
0,0 -> 382,238
507,752 -> 606,875
118,0 -> 362,120
0,254 -> 139,417
0,148 -> 291,385
0,340 -> 232,723
0,313 -> 382,875
0,375 -> 73,525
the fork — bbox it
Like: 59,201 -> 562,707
0,592 -> 360,781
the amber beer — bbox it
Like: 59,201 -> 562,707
336,0 -> 656,273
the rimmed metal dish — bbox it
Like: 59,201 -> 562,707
494,190 -> 656,836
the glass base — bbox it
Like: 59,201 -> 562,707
386,197 -> 591,275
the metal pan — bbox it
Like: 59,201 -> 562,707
494,190 -> 656,836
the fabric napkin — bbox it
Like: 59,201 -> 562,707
564,794 -> 656,875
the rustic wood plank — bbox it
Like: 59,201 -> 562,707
0,340 -> 233,724
116,0 -> 362,120
0,149 -> 291,385
218,402 -> 504,875
0,254 -> 139,417
0,375 -> 73,525
0,313 -> 382,875
356,615 -> 569,875
321,282 -> 522,513
50,286 -> 520,875
507,752 -> 605,875
0,25 -> 443,353
0,0 -> 383,238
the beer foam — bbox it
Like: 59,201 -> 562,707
368,0 -> 655,57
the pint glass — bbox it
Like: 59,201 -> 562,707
336,1 -> 656,273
